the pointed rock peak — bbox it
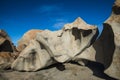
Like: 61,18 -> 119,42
73,17 -> 86,25
63,17 -> 96,30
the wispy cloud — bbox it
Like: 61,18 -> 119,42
52,18 -> 68,29
53,22 -> 66,29
39,5 -> 61,13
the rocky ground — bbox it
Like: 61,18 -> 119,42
0,61 -> 117,80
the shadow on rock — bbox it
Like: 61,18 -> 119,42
86,61 -> 118,80
94,23 -> 115,69
42,63 -> 66,71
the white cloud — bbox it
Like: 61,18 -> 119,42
52,22 -> 66,29
52,18 -> 69,29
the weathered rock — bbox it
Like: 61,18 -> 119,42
36,17 -> 98,63
17,30 -> 42,52
11,40 -> 55,71
76,0 -> 120,79
75,23 -> 115,67
104,0 -> 120,79
11,17 -> 98,71
0,30 -> 11,42
0,30 -> 12,51
0,52 -> 14,69
0,36 -> 5,46
0,30 -> 16,69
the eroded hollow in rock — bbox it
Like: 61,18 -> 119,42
0,40 -> 13,52
112,5 -> 120,15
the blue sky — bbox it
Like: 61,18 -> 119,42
0,0 -> 115,45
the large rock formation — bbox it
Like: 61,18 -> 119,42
0,30 -> 16,69
77,0 -> 120,79
11,17 -> 98,71
36,17 -> 98,63
104,0 -> 120,79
